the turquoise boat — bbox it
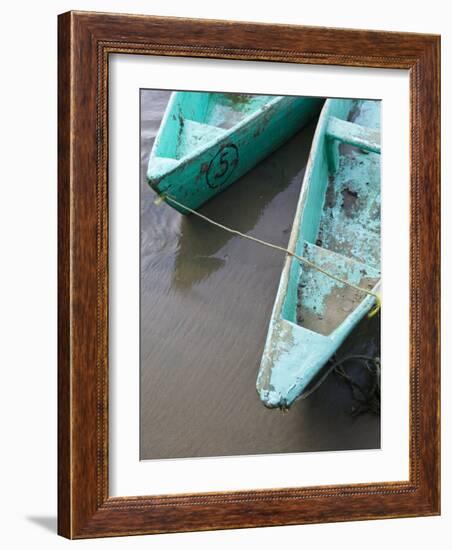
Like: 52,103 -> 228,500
256,98 -> 381,410
147,91 -> 323,212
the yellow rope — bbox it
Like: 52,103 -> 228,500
155,194 -> 381,317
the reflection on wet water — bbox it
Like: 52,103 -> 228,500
172,135 -> 309,291
140,90 -> 380,460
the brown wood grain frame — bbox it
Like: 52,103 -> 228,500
58,10 -> 440,539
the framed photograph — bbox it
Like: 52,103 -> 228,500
58,11 -> 440,538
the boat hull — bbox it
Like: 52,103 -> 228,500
256,98 -> 381,409
147,92 -> 323,213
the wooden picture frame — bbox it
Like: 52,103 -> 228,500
58,10 -> 440,538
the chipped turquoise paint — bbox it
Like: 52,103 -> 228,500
298,242 -> 379,316
147,91 -> 323,213
326,116 -> 381,154
256,98 -> 381,409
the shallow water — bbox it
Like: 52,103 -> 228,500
140,90 -> 380,460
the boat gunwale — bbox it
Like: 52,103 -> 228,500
264,98 -> 332,335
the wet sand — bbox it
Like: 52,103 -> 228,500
140,90 -> 380,460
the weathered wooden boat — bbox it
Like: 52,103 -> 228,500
147,91 -> 323,212
256,98 -> 381,409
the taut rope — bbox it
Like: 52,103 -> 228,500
155,194 -> 381,317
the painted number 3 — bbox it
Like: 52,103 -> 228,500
206,144 -> 239,189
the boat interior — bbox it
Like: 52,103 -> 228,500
154,92 -> 278,161
282,99 -> 381,337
